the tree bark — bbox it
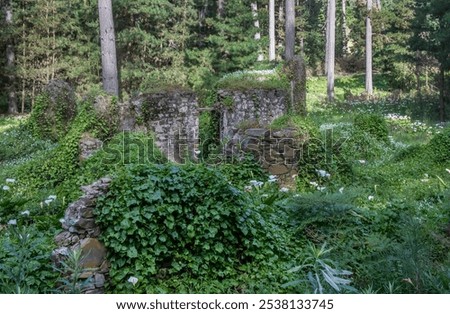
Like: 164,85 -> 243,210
5,0 -> 18,114
98,0 -> 119,97
325,0 -> 330,75
374,0 -> 381,11
438,63 -> 446,122
291,55 -> 307,115
285,0 -> 295,61
217,0 -> 225,18
269,0 -> 276,61
342,0 -> 350,55
251,3 -> 264,61
365,0 -> 373,95
326,0 -> 336,102
283,1 -> 306,115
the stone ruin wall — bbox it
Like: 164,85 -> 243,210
216,89 -> 303,182
217,89 -> 287,142
120,91 -> 199,163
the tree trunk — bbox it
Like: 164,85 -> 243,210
375,0 -> 381,11
291,55 -> 307,115
98,0 -> 119,97
326,2 -> 329,73
342,0 -> 350,55
283,1 -> 306,115
279,1 -> 284,23
251,3 -> 264,61
20,3 -> 26,113
438,63 -> 446,122
269,0 -> 276,61
365,0 -> 373,96
5,0 -> 18,114
217,0 -> 225,18
326,0 -> 336,102
285,0 -> 295,61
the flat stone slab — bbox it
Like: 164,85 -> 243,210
245,128 -> 270,138
80,238 -> 107,268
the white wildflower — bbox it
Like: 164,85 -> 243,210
194,150 -> 201,155
44,199 -> 53,205
316,169 -> 331,178
309,181 -> 318,187
2,185 -> 10,191
279,187 -> 289,192
127,276 -> 139,286
5,178 -> 15,183
446,169 -> 450,175
358,160 -> 366,164
261,194 -> 269,198
317,186 -> 326,192
59,218 -> 66,224
47,195 -> 57,200
7,219 -> 17,225
244,185 -> 252,191
368,195 -> 374,201
339,187 -> 344,194
268,175 -> 278,183
249,180 -> 263,187
20,210 -> 30,216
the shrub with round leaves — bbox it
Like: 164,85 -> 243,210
95,164 -> 283,293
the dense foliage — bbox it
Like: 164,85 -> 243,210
95,164 -> 292,293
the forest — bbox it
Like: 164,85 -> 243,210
0,0 -> 449,294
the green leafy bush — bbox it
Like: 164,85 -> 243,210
339,128 -> 390,163
16,102 -> 115,191
426,127 -> 450,164
95,164 -> 285,293
27,85 -> 76,141
215,155 -> 267,188
353,114 -> 389,143
0,225 -> 57,293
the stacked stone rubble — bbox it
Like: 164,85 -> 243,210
52,177 -> 111,294
228,128 -> 309,184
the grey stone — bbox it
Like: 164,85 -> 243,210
55,231 -> 71,246
94,273 -> 105,288
74,218 -> 96,230
268,164 -> 289,175
245,128 -> 270,138
273,128 -> 298,139
80,206 -> 94,219
79,133 -> 103,161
